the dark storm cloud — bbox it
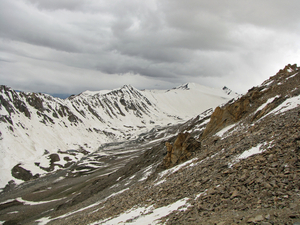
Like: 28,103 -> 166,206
0,0 -> 300,94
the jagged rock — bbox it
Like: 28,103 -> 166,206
26,93 -> 45,111
201,92 -> 260,140
201,95 -> 251,139
163,132 -> 201,168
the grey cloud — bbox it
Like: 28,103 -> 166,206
1,0 -> 300,95
0,1 -> 108,54
0,1 -> 80,52
162,0 -> 300,30
26,0 -> 86,11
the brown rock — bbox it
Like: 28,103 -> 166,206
247,214 -> 264,223
163,132 -> 201,168
230,190 -> 239,199
260,222 -> 272,225
216,222 -> 226,225
201,93 -> 253,139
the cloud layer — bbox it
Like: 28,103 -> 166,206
1,0 -> 300,94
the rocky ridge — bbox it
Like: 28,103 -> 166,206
0,64 -> 299,224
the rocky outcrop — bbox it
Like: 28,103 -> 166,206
11,164 -> 39,181
201,63 -> 299,140
163,133 -> 201,168
201,93 -> 257,139
25,93 -> 45,111
0,86 -> 31,119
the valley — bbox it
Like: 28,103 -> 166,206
0,64 -> 299,224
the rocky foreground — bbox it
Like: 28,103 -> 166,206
0,64 -> 299,224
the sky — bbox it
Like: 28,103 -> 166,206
0,0 -> 300,96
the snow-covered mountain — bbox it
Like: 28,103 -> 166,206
142,83 -> 238,120
0,64 -> 299,225
0,83 -> 237,188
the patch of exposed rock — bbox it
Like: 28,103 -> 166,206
163,132 -> 201,168
11,164 -> 39,181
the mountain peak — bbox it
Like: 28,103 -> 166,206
175,83 -> 190,90
222,86 -> 234,95
173,83 -> 198,90
282,63 -> 298,73
121,84 -> 134,89
120,84 -> 137,92
261,63 -> 299,87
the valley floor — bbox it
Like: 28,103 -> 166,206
1,106 -> 299,225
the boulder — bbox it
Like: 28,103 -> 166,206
163,132 -> 201,168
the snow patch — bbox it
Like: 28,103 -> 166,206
154,179 -> 166,186
36,188 -> 130,224
215,124 -> 236,138
7,211 -> 19,214
286,73 -> 298,80
272,95 -> 300,114
139,165 -> 154,182
229,143 -> 264,168
261,79 -> 273,87
258,95 -> 300,121
105,188 -> 130,200
16,197 -> 66,206
255,95 -> 280,113
53,176 -> 65,183
0,199 -> 15,205
195,189 -> 208,200
90,197 -> 190,225
158,158 -> 198,179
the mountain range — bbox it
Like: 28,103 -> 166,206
0,64 -> 299,224
0,82 -> 237,189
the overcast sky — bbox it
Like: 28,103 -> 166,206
1,0 -> 300,95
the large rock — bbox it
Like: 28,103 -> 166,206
201,94 -> 255,139
163,132 -> 201,168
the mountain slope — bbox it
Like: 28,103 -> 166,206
0,83 -> 236,188
142,83 -> 238,120
0,64 -> 299,224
